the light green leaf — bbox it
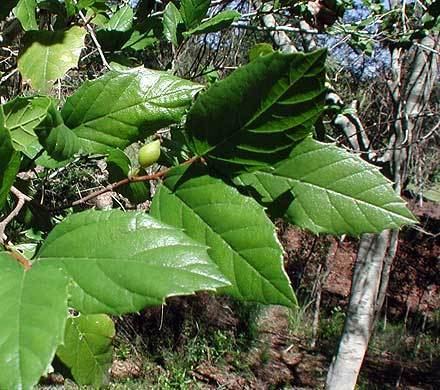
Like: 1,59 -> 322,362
0,252 -> 68,389
105,4 -> 133,31
237,137 -> 416,236
180,0 -> 210,29
186,49 -> 327,174
249,43 -> 274,61
2,96 -> 52,158
423,183 -> 440,202
150,164 -> 296,307
61,68 -> 203,154
163,2 -> 184,46
183,10 -> 240,36
36,209 -> 229,314
107,148 -> 149,203
35,152 -> 71,169
57,314 -> 115,387
13,0 -> 37,31
0,115 -> 20,210
18,26 -> 87,92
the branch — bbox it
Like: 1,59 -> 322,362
4,246 -> 32,270
231,22 -> 319,36
53,157 -> 199,211
0,187 -> 32,245
77,8 -> 110,69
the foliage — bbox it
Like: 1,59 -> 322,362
0,0 -> 420,387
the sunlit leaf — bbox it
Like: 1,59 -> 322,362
151,164 -> 296,306
61,68 -> 203,154
18,26 -> 86,92
237,137 -> 417,235
0,252 -> 68,389
36,209 -> 230,314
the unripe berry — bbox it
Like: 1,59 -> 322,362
138,140 -> 161,168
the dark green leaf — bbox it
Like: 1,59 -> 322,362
183,10 -> 240,36
105,4 -> 133,32
0,252 -> 68,389
122,17 -> 161,51
150,164 -> 296,307
107,148 -> 149,203
0,0 -> 18,20
57,314 -> 115,387
61,68 -> 203,154
180,0 -> 210,29
36,209 -> 230,314
237,137 -> 416,235
0,115 -> 20,210
163,2 -> 184,46
35,100 -> 80,161
186,49 -> 327,174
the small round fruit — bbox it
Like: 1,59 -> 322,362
138,140 -> 161,168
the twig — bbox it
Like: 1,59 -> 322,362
78,9 -> 110,69
0,187 -> 32,245
4,246 -> 32,270
53,157 -> 199,211
231,22 -> 319,35
0,68 -> 18,85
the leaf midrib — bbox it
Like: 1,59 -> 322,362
160,183 -> 292,303
195,52 -> 323,156
256,170 -> 414,223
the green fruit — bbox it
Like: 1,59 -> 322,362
138,140 -> 161,168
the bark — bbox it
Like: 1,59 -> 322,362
259,3 -> 297,53
326,231 -> 390,390
254,3 -> 438,389
327,32 -> 439,390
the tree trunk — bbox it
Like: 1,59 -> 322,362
253,3 -> 438,388
326,231 -> 390,389
326,33 -> 438,390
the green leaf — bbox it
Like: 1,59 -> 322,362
35,152 -> 71,169
105,4 -> 133,32
64,0 -> 76,17
237,137 -> 416,236
0,116 -> 20,210
57,314 -> 115,387
183,10 -> 240,36
249,43 -> 274,61
107,148 -> 149,203
150,164 -> 296,307
186,49 -> 327,174
35,100 -> 80,161
122,18 -> 161,51
18,26 -> 87,92
61,68 -> 203,154
36,209 -> 229,314
180,0 -> 210,29
0,252 -> 68,389
13,0 -> 37,31
2,96 -> 52,158
163,2 -> 184,46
